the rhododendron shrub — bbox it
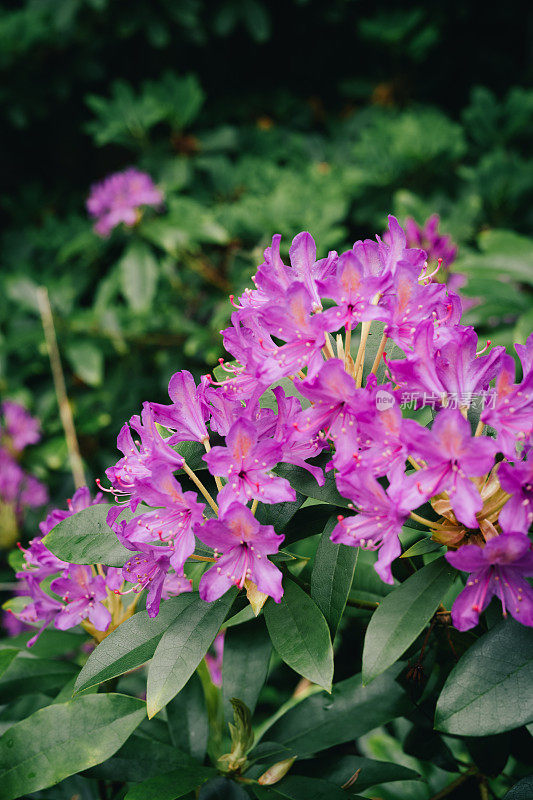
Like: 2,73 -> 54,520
1,217 -> 532,800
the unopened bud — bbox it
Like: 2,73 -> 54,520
258,757 -> 297,785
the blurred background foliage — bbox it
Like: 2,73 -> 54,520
1,0 -> 532,507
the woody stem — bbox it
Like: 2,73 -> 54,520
203,438 -> 223,492
182,463 -> 219,514
353,321 -> 372,387
370,332 -> 388,376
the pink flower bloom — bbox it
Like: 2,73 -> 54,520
481,354 -> 533,458
203,419 -> 295,505
51,565 -> 111,632
86,168 -> 163,237
150,371 -> 209,444
499,456 -> 533,534
402,409 -> 497,528
446,534 -> 533,631
197,500 -> 284,602
1,400 -> 41,452
331,466 -> 422,584
404,214 -> 457,267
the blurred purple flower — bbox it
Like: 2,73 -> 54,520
87,167 -> 163,237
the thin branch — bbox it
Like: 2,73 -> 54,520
37,286 -> 86,489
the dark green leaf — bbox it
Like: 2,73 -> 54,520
222,618 -> 272,720
0,693 -> 145,800
84,735 -> 197,781
125,765 -> 216,800
0,654 -> 78,701
264,579 -> 333,691
435,618 -> 533,736
282,506 -> 338,547
255,494 -> 306,532
75,594 -> 199,692
274,462 -> 349,508
147,589 -> 236,717
362,557 -> 456,684
258,669 -> 407,758
167,672 -> 208,761
199,777 -> 251,799
254,775 -> 364,799
297,754 -> 421,792
43,503 -> 133,567
0,649 -> 18,679
400,538 -> 444,558
311,518 -> 358,637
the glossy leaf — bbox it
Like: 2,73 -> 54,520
199,777 -> 251,799
274,462 -> 349,508
125,765 -> 216,800
435,618 -> 533,736
264,579 -> 333,692
166,672 -> 208,761
0,693 -> 145,799
362,557 -> 457,684
0,654 -> 78,701
254,775 -> 365,799
43,503 -> 134,567
222,618 -> 272,720
297,754 -> 421,792
311,518 -> 358,637
258,669 -> 407,758
147,589 -> 236,717
85,735 -> 197,781
75,594 -> 198,692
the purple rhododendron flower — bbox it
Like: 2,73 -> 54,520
87,168 -> 163,237
446,534 -> 533,630
51,565 -> 111,632
203,419 -> 295,505
498,456 -> 533,534
332,466 -> 422,583
402,408 -> 497,527
481,354 -> 533,458
404,214 -> 458,267
197,499 -> 284,602
1,400 -> 41,452
150,371 -> 209,444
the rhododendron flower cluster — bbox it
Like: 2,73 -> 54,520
0,401 -> 48,526
12,217 -> 533,642
86,167 -> 163,237
10,487 -> 186,645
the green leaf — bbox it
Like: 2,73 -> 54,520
0,654 -> 78,701
147,590 -> 236,717
167,672 -> 208,761
43,503 -> 137,567
362,557 -> 456,684
85,735 -> 197,781
274,462 -> 349,508
125,765 -> 216,800
75,594 -> 199,692
65,342 -> 104,387
298,754 -> 421,792
435,618 -> 533,736
259,669 -> 407,758
401,537 -> 444,558
0,650 -> 18,679
283,507 -> 338,547
222,618 -> 272,720
311,518 -> 358,637
200,777 -> 250,798
119,241 -> 159,312
264,580 -> 333,692
0,693 -> 145,800
254,775 -> 363,800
